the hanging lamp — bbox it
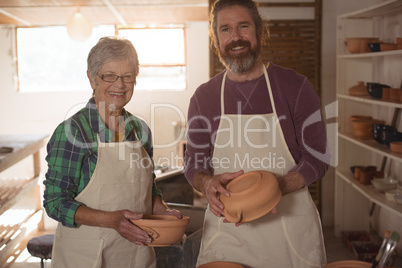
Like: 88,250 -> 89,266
67,9 -> 93,42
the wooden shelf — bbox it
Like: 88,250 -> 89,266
336,170 -> 402,217
338,49 -> 402,59
0,135 -> 48,265
0,177 -> 39,215
337,94 -> 402,108
339,0 -> 402,19
338,132 -> 402,163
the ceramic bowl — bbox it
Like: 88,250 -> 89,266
131,215 -> 189,247
380,43 -> 397,51
350,118 -> 385,139
346,38 -> 379,53
366,82 -> 391,99
371,178 -> 399,192
390,141 -> 402,153
324,260 -> 371,268
394,193 -> 402,204
380,129 -> 402,147
368,42 -> 381,52
372,124 -> 397,144
385,189 -> 402,202
348,81 -> 368,97
220,170 -> 281,223
197,261 -> 245,268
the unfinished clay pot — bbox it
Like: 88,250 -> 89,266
131,215 -> 189,247
350,118 -> 385,139
348,81 -> 368,97
220,170 -> 281,223
197,262 -> 245,268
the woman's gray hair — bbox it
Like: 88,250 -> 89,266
87,36 -> 140,84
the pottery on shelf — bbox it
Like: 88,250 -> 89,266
130,215 -> 190,247
368,42 -> 381,52
348,81 -> 368,97
385,189 -> 402,202
197,262 -> 245,268
350,117 -> 385,139
324,260 -> 371,268
371,178 -> 399,192
390,141 -> 402,153
345,37 -> 379,53
372,124 -> 397,144
220,170 -> 281,223
366,82 -> 391,99
380,129 -> 402,147
380,43 -> 397,51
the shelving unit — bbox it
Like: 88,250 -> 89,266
0,134 -> 47,265
335,0 -> 402,238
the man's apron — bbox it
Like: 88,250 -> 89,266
51,135 -> 156,268
196,65 -> 326,268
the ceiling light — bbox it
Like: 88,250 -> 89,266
67,9 -> 93,42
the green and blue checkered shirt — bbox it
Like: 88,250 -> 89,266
43,98 -> 161,227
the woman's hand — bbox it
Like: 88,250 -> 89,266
194,170 -> 244,218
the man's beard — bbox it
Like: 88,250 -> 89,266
217,39 -> 260,74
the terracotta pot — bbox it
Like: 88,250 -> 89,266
382,87 -> 391,101
220,170 -> 281,223
350,119 -> 385,139
390,141 -> 402,153
354,166 -> 365,180
324,260 -> 371,268
349,115 -> 372,122
359,169 -> 374,185
380,43 -> 397,51
131,215 -> 189,247
197,261 -> 245,268
389,88 -> 400,103
348,81 -> 368,97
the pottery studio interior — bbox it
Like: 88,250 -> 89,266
0,0 -> 402,267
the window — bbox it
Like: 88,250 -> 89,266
16,25 -> 186,92
117,26 -> 186,90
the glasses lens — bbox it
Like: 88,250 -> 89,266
122,75 -> 135,83
102,74 -> 118,82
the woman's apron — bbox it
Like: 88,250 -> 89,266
196,64 -> 327,268
51,135 -> 156,268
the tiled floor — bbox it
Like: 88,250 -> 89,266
7,226 -> 357,267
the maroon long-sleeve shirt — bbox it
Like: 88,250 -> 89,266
184,63 -> 329,186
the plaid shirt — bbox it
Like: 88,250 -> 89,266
43,98 -> 161,227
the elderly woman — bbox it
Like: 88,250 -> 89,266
43,37 -> 181,268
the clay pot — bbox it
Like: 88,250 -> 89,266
359,169 -> 374,185
366,82 -> 391,99
354,166 -> 365,180
349,115 -> 372,122
348,81 -> 368,97
324,260 -> 371,268
388,88 -> 400,103
220,170 -> 281,223
346,37 -> 379,53
390,141 -> 402,153
380,43 -> 397,51
350,118 -> 385,139
197,262 -> 245,268
130,215 -> 189,247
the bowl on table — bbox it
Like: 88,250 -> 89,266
371,178 -> 399,192
130,215 -> 190,246
366,82 -> 391,99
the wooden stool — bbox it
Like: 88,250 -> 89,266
27,234 -> 54,268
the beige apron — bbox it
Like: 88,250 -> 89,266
51,135 -> 156,268
196,65 -> 326,268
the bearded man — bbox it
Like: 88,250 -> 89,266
184,0 -> 330,267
